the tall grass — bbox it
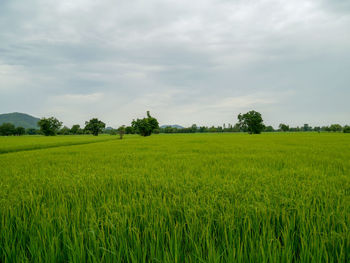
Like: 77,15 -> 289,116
0,133 -> 349,262
0,135 -> 119,154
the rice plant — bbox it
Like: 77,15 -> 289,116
0,133 -> 349,262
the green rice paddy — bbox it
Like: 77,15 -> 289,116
0,133 -> 349,262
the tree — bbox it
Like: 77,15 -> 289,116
303,124 -> 312,132
14,127 -> 25,136
329,124 -> 342,132
199,126 -> 208,133
343,125 -> 350,133
58,126 -> 70,135
84,118 -> 106,136
191,124 -> 197,133
26,128 -> 39,135
118,125 -> 125,139
314,126 -> 321,132
264,126 -> 275,132
237,110 -> 265,134
279,123 -> 289,132
109,129 -> 118,135
38,117 -> 62,136
125,126 -> 135,134
131,111 -> 159,136
0,123 -> 15,136
70,124 -> 82,135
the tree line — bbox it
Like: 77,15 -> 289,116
1,110 -> 349,136
161,123 -> 350,134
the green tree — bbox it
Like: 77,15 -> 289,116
118,125 -> 126,139
14,127 -> 25,136
209,126 -> 217,132
303,124 -> 312,131
0,123 -> 15,136
38,117 -> 62,136
264,126 -> 275,132
279,123 -> 289,132
343,125 -> 350,133
70,124 -> 81,135
314,126 -> 321,132
125,126 -> 135,134
191,124 -> 197,133
26,128 -> 39,135
58,126 -> 71,135
84,118 -> 106,136
329,124 -> 342,132
199,126 -> 208,133
237,110 -> 265,134
131,111 -> 159,137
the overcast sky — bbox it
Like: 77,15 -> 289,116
0,0 -> 349,128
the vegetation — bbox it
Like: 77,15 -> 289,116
279,123 -> 290,132
118,125 -> 125,139
237,110 -> 265,134
38,117 -> 63,136
0,112 -> 40,129
131,111 -> 159,136
0,133 -> 349,262
70,124 -> 84,135
0,123 -> 16,136
329,124 -> 343,132
84,118 -> 106,136
0,135 -> 116,154
1,110 -> 349,136
14,126 -> 25,136
344,125 -> 350,133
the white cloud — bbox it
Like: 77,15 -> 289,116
0,0 -> 349,127
52,92 -> 105,104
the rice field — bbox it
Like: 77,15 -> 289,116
0,135 -> 116,154
0,133 -> 349,262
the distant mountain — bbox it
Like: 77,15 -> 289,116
160,124 -> 184,129
0,112 -> 40,129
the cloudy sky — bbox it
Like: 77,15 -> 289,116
0,0 -> 349,128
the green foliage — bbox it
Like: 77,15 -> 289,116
84,118 -> 106,136
264,125 -> 275,132
70,124 -> 83,135
131,111 -> 159,136
329,124 -> 342,132
191,124 -> 197,133
343,125 -> 350,133
0,112 -> 40,129
0,123 -> 25,136
108,129 -> 118,135
279,123 -> 289,132
38,117 -> 63,136
0,123 -> 15,136
237,110 -> 265,134
303,124 -> 312,131
25,128 -> 39,135
125,126 -> 135,134
58,126 -> 71,135
117,125 -> 125,139
0,133 -> 349,262
14,126 -> 25,136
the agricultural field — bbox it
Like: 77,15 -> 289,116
0,135 -> 117,154
0,133 -> 349,262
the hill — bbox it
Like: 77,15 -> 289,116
160,124 -> 184,129
0,112 -> 40,129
